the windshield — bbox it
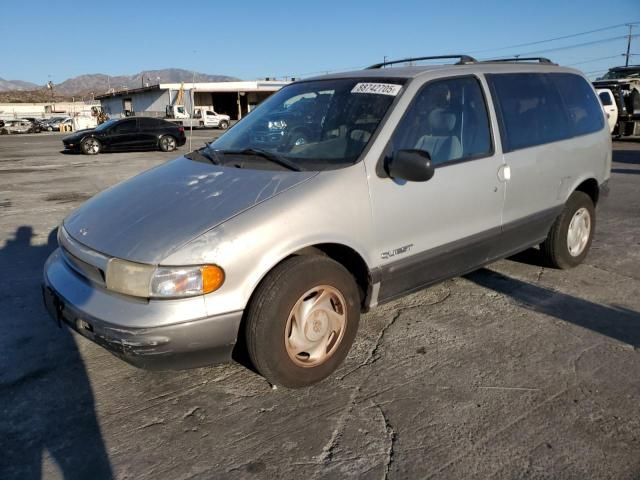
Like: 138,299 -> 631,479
94,119 -> 118,131
208,78 -> 404,170
601,68 -> 640,80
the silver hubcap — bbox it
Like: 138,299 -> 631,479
285,285 -> 347,368
293,137 -> 306,146
567,207 -> 591,257
162,137 -> 176,150
85,139 -> 99,153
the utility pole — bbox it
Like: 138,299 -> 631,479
625,24 -> 634,67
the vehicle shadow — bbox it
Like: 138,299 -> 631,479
507,247 -> 547,268
0,226 -> 113,479
612,147 -> 640,165
611,168 -> 640,175
465,268 -> 640,348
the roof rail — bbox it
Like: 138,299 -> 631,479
482,57 -> 555,65
366,55 -> 477,69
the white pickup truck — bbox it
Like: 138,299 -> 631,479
165,105 -> 230,130
593,65 -> 640,137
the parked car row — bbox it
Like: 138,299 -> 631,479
0,118 -> 42,134
0,116 -> 74,134
42,116 -> 73,131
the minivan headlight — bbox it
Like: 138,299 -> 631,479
150,265 -> 225,298
106,259 -> 224,298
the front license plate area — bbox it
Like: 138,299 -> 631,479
42,286 -> 65,328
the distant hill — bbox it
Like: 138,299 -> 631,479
0,77 -> 39,91
0,69 -> 239,99
54,69 -> 239,95
0,90 -> 72,103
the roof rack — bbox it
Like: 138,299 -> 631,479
482,57 -> 555,65
366,55 -> 477,69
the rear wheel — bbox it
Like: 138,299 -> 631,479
540,191 -> 595,269
159,135 -> 177,152
245,255 -> 360,388
81,137 -> 101,155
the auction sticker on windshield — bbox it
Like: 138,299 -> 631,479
351,83 -> 402,96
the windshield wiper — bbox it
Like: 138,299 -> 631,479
186,147 -> 221,165
220,148 -> 302,172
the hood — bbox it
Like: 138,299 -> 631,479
63,129 -> 94,142
63,156 -> 317,263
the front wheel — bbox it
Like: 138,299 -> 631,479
245,255 -> 361,388
540,191 -> 595,269
81,137 -> 101,155
218,120 -> 229,130
159,135 -> 177,152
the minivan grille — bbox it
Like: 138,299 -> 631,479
60,245 -> 106,286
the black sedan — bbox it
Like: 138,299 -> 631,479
62,117 -> 187,155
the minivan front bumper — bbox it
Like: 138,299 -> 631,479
42,248 -> 242,370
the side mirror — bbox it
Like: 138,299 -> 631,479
386,149 -> 434,182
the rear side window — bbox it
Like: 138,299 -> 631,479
549,73 -> 604,136
487,73 -> 570,152
487,72 -> 604,153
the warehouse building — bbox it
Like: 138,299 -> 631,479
96,80 -> 289,120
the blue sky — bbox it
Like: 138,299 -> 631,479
1,0 -> 638,84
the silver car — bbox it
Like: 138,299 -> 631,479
43,55 -> 611,387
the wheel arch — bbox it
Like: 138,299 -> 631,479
573,177 -> 600,206
288,243 -> 372,308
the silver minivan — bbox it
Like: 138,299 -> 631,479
43,56 -> 611,387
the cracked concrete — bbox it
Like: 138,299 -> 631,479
0,133 -> 639,479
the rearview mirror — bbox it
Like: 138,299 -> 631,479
386,149 -> 434,182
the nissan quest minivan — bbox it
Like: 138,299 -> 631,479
43,56 -> 611,387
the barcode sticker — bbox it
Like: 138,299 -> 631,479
351,83 -> 402,96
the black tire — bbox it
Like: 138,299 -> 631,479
81,137 -> 101,155
630,89 -> 640,116
159,135 -> 177,152
245,255 -> 361,388
199,121 -> 205,128
540,191 -> 595,269
218,120 -> 229,130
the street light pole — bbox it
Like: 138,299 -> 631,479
625,24 -> 634,67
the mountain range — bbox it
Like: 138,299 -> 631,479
0,69 -> 239,96
0,78 -> 39,91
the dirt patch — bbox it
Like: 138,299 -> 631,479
45,192 -> 92,203
0,168 -> 57,174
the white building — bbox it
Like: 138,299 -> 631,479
0,101 -> 100,121
96,80 -> 289,121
